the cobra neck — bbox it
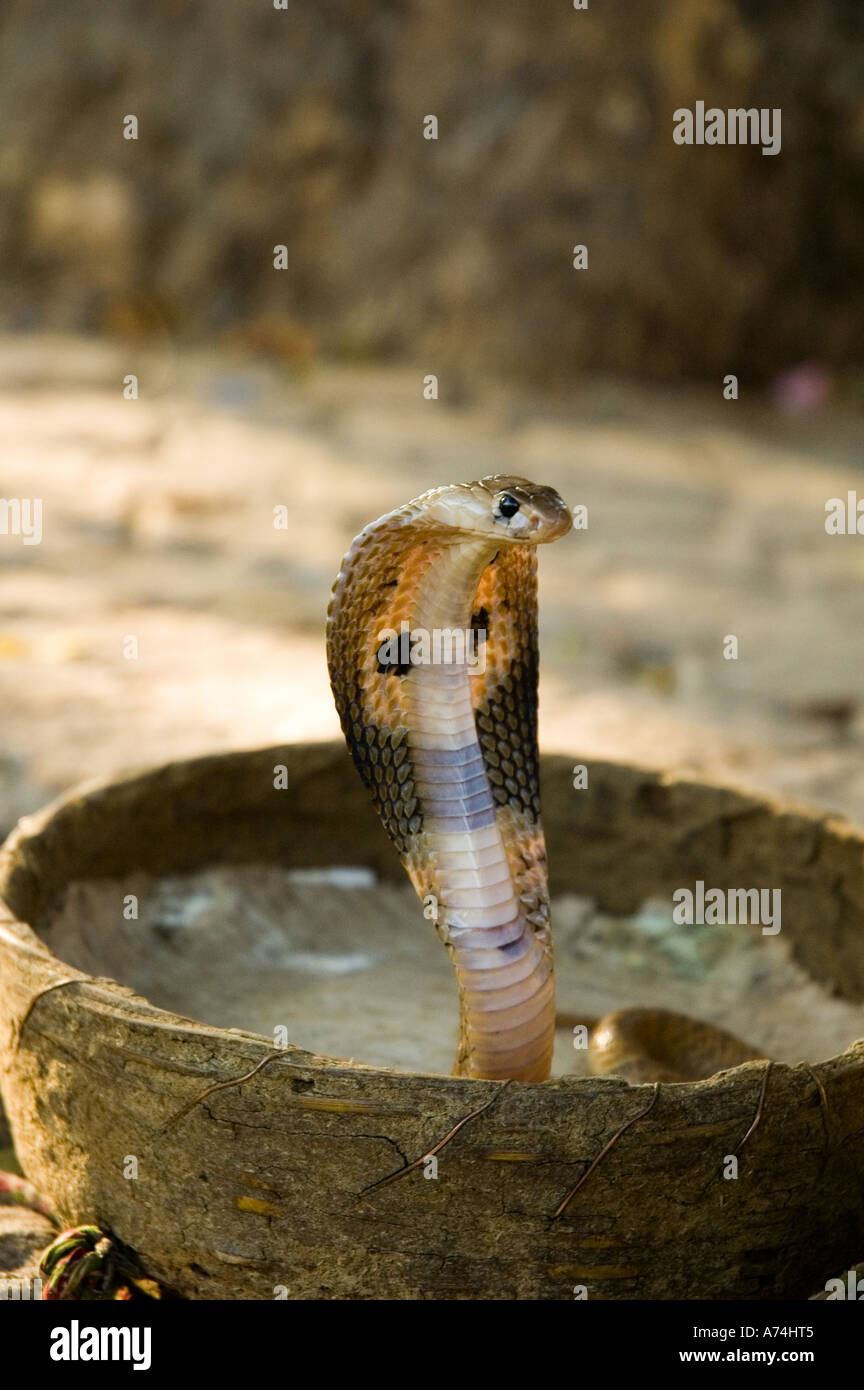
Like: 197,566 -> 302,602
409,538 -> 498,634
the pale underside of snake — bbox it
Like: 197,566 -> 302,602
326,476 -> 766,1084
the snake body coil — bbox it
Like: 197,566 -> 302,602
327,476 -> 572,1081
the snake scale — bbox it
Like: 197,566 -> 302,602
327,475 -> 765,1084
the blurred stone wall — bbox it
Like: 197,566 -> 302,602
0,0 -> 862,384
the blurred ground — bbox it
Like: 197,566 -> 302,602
1,333 -> 864,838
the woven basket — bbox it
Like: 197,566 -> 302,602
1,742 -> 863,1299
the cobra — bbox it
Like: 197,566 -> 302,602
326,475 -> 765,1085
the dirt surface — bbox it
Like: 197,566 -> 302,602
42,866 -> 864,1080
0,1207 -> 53,1292
1,332 -> 864,837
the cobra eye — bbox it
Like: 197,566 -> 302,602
496,493 -> 520,519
